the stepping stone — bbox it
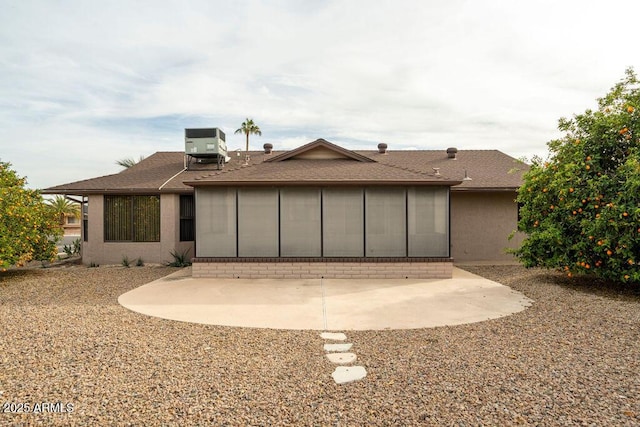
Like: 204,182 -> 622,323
332,366 -> 367,384
324,343 -> 352,352
320,332 -> 347,341
326,352 -> 357,364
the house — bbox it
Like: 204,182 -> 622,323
44,135 -> 528,279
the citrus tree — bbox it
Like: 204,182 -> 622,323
0,161 -> 61,270
514,69 -> 640,283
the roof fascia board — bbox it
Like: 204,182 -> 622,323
185,180 -> 463,187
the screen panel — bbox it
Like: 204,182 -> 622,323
365,188 -> 406,257
408,187 -> 449,257
195,188 -> 236,257
280,188 -> 321,257
238,188 -> 279,257
322,188 -> 364,257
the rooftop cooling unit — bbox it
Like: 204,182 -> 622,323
185,128 -> 227,158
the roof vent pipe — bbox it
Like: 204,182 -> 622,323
263,143 -> 273,154
446,147 -> 458,159
378,143 -> 388,154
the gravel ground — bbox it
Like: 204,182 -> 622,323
0,264 -> 638,426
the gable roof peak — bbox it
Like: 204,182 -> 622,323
264,138 -> 374,163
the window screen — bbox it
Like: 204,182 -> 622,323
237,188 -> 279,257
365,188 -> 406,256
323,188 -> 364,257
408,187 -> 449,257
180,195 -> 195,241
104,195 -> 160,242
195,188 -> 236,257
280,188 -> 321,256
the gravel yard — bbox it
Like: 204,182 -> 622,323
0,264 -> 638,426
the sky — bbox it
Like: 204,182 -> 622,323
1,0 -> 640,190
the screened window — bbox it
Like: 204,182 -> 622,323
104,195 -> 160,242
82,202 -> 88,242
195,188 -> 236,257
180,195 -> 195,241
365,188 -> 406,256
323,188 -> 364,257
280,188 -> 321,257
408,187 -> 449,257
237,188 -> 279,257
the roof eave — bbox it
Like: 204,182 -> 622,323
451,187 -> 520,192
41,188 -> 194,195
185,179 -> 464,187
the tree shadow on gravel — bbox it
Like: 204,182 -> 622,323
539,271 -> 640,301
461,264 -> 640,301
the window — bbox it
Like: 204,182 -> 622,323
104,195 -> 160,242
66,216 -> 77,224
82,202 -> 88,242
180,195 -> 195,241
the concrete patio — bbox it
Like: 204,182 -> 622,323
118,267 -> 533,330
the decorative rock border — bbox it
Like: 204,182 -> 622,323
321,332 -> 367,384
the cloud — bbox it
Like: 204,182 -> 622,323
1,0 -> 639,188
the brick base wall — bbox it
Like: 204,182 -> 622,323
191,258 -> 453,279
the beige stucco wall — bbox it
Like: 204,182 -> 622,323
82,194 -> 193,265
450,191 -> 524,262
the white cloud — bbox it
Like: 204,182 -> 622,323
1,0 -> 639,188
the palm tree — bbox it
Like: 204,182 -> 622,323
115,155 -> 145,169
234,118 -> 262,152
47,195 -> 81,227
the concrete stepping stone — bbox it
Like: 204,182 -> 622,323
326,352 -> 357,364
320,332 -> 347,341
332,366 -> 367,384
324,343 -> 352,352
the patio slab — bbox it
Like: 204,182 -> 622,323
118,267 -> 533,330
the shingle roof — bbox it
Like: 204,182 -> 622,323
43,139 -> 528,195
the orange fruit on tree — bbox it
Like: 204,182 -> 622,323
623,212 -> 628,217
627,106 -> 634,113
586,165 -> 591,170
607,250 -> 613,256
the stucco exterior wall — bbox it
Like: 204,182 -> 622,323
82,194 -> 193,265
450,191 -> 524,262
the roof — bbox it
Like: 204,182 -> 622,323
43,139 -> 528,195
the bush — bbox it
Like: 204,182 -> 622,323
0,161 -> 61,270
121,255 -> 130,268
514,69 -> 640,283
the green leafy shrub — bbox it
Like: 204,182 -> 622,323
514,69 -> 639,283
136,257 -> 144,267
0,161 -> 61,270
